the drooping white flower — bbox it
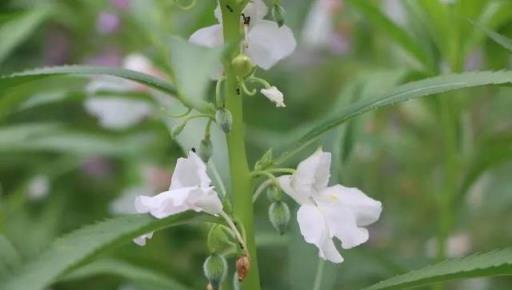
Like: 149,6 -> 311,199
278,150 -> 382,263
189,0 -> 296,71
133,151 -> 223,245
84,53 -> 157,130
260,86 -> 285,107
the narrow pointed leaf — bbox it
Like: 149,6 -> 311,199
361,248 -> 512,290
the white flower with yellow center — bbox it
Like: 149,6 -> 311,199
278,150 -> 382,263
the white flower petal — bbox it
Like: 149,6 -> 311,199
246,20 -> 296,70
292,149 -> 331,199
135,188 -> 192,219
302,0 -> 334,47
133,232 -> 154,246
260,86 -> 285,107
243,0 -> 269,22
297,204 -> 343,263
318,196 -> 369,249
187,188 -> 223,215
278,175 -> 310,205
325,185 -> 382,226
189,24 -> 224,48
84,97 -> 153,130
170,151 -> 211,190
123,54 -> 153,74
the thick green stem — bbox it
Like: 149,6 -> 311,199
219,1 -> 261,289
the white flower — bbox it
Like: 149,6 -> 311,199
278,150 -> 382,263
189,0 -> 296,71
84,54 -> 157,130
260,86 -> 285,107
133,151 -> 223,245
26,175 -> 50,201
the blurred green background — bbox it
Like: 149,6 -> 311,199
0,0 -> 511,290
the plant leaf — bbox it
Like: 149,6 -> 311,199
0,213 -> 219,290
60,258 -> 189,290
361,248 -> 512,290
275,71 -> 512,164
469,19 -> 512,53
0,65 -> 177,96
0,8 -> 50,64
0,235 -> 22,278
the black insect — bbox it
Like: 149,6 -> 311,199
241,13 -> 251,25
236,88 -> 241,95
226,4 -> 234,13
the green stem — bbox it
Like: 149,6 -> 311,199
312,259 -> 325,290
219,1 -> 261,289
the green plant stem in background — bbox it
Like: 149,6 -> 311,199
313,259 -> 325,290
219,1 -> 261,289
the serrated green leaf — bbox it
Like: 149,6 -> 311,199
361,248 -> 512,290
60,258 -> 189,290
0,213 -> 219,290
0,65 -> 177,96
275,71 -> 512,165
0,8 -> 50,64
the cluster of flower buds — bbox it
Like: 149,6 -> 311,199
266,185 -> 290,235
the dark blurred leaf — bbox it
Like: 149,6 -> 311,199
0,8 -> 50,64
61,258 -> 189,290
361,248 -> 512,290
0,213 -> 219,290
275,71 -> 512,165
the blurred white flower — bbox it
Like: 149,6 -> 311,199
426,233 -> 472,258
189,0 -> 296,71
26,175 -> 51,201
133,151 -> 223,245
260,86 -> 285,107
278,149 -> 382,263
133,232 -> 154,246
84,54 -> 157,130
302,0 -> 336,47
384,0 -> 407,26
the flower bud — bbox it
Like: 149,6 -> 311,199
216,109 -> 233,134
266,185 -> 283,202
208,224 -> 236,254
199,137 -> 213,163
203,254 -> 227,290
272,5 -> 285,27
233,273 -> 241,290
268,201 -> 290,235
232,54 -> 254,78
171,122 -> 186,138
236,255 -> 250,282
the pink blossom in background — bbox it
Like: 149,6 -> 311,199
111,0 -> 130,10
85,47 -> 122,66
97,11 -> 120,34
44,28 -> 71,65
81,156 -> 114,179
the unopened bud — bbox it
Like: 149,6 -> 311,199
268,201 -> 290,235
266,185 -> 283,202
199,137 -> 213,162
216,109 -> 232,134
272,5 -> 285,27
232,54 -> 254,78
208,224 -> 236,254
203,254 -> 227,290
171,122 -> 186,138
236,255 -> 250,282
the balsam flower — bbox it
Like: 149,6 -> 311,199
278,150 -> 382,263
133,151 -> 223,245
260,86 -> 285,107
85,54 -> 156,130
189,0 -> 296,71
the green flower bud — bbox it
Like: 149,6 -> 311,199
266,185 -> 283,202
171,122 -> 186,138
268,201 -> 290,235
272,5 -> 285,27
216,109 -> 233,134
203,254 -> 227,290
254,149 -> 273,171
207,224 -> 236,254
232,54 -> 254,78
199,137 -> 213,163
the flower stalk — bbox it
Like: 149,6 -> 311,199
219,1 -> 261,289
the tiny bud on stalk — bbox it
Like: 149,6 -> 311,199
269,201 -> 290,235
199,137 -> 213,162
266,185 -> 283,202
236,255 -> 250,282
272,5 -> 285,27
232,54 -> 254,78
216,109 -> 233,133
203,254 -> 228,290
